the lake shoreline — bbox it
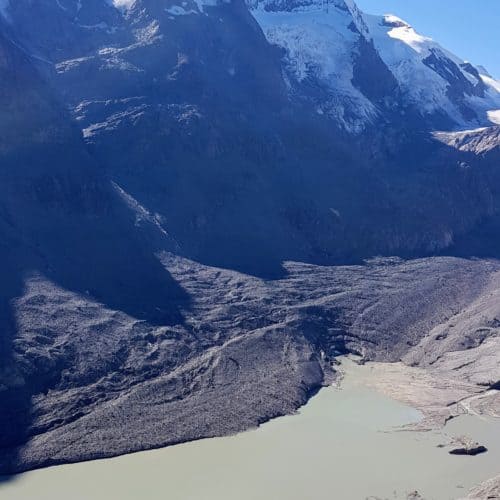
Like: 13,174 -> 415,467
1,356 -> 499,499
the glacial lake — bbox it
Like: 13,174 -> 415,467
1,360 -> 499,500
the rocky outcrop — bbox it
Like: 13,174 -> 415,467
434,126 -> 500,155
449,440 -> 488,456
466,474 -> 500,499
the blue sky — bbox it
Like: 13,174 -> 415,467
355,0 -> 500,78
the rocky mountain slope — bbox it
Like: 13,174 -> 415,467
1,255 -> 500,473
0,0 -> 499,476
1,0 -> 500,274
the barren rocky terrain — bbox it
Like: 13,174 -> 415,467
1,255 -> 499,474
466,474 -> 500,499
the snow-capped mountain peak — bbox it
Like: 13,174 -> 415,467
364,11 -> 500,127
248,0 -> 500,132
382,15 -> 434,53
382,14 -> 410,29
3,0 -> 499,134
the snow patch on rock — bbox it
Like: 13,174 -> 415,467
108,0 -> 135,10
166,5 -> 198,16
482,73 -> 500,94
487,110 -> 500,125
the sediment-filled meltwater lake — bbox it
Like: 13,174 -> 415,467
1,360 -> 499,500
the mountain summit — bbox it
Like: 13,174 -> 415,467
249,0 -> 500,131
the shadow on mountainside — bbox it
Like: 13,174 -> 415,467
101,119 -> 500,278
0,31 -> 190,475
0,165 -> 191,475
0,160 -> 191,472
